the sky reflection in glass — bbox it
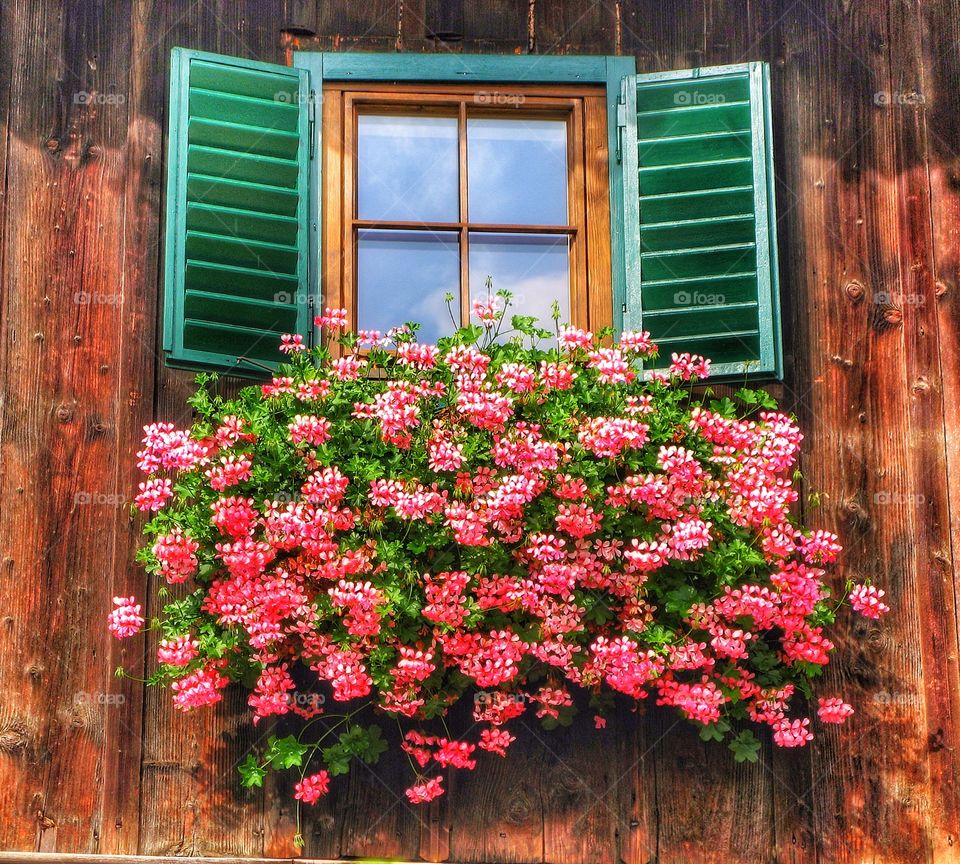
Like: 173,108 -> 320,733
357,230 -> 459,343
467,118 -> 568,225
469,233 -> 569,339
357,115 -> 459,222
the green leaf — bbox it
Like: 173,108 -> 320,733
322,724 -> 387,776
698,719 -> 730,743
664,585 -> 697,617
729,730 -> 761,763
265,735 -> 309,770
709,397 -> 737,418
239,754 -> 266,788
358,725 -> 388,765
757,389 -> 779,410
321,742 -> 352,776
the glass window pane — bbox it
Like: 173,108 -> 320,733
468,233 -> 569,336
357,115 -> 459,222
467,118 -> 568,225
357,230 -> 459,343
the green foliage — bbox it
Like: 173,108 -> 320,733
131,290 -> 853,811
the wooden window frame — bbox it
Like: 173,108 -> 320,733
322,82 -> 610,341
293,53 -> 637,345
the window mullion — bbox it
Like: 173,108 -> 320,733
458,100 -> 470,329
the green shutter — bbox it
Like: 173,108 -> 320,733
621,62 -> 782,379
163,48 -> 313,375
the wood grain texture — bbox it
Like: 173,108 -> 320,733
746,5 -> 819,861
137,1 -> 280,856
534,0 -> 616,54
887,0 -> 960,855
1,0 -> 960,861
913,0 -> 960,856
0,0 -> 145,853
771,2 -> 943,862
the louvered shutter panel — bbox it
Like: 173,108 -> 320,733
620,62 -> 782,379
163,48 -> 313,374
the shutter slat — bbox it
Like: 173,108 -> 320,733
189,87 -> 299,131
187,144 -> 300,187
188,118 -> 299,160
186,173 -> 299,216
182,320 -> 287,364
643,300 -> 758,317
641,214 -> 755,252
639,131 -> 751,166
638,186 -> 755,222
621,62 -> 782,379
164,48 -> 312,374
185,231 -> 300,274
184,289 -> 301,331
185,260 -> 298,302
186,202 -> 299,246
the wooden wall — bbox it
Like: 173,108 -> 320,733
1,0 -> 958,861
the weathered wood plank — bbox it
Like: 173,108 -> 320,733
650,710 -> 775,864
534,0 -> 616,54
281,0 -> 319,35
746,5 -> 820,860
136,1 -> 292,855
771,1 -> 938,861
911,0 -> 960,856
622,0 -> 708,73
539,699 -> 620,864
624,4 -> 782,861
336,722 -> 422,860
0,0 -> 11,302
0,0 -> 145,853
613,705 -> 658,864
0,855 -> 415,864
446,711 -> 544,863
460,0 -> 530,52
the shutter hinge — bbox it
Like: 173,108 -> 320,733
306,292 -> 316,349
308,90 -> 317,159
616,76 -> 628,164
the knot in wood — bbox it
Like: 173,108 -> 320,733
882,307 -> 903,325
844,279 -> 865,302
0,721 -> 30,752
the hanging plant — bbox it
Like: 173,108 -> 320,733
111,292 -> 887,838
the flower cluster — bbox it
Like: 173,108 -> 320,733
120,293 -> 886,819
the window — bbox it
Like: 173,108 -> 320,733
162,50 -> 781,379
322,84 -> 610,343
